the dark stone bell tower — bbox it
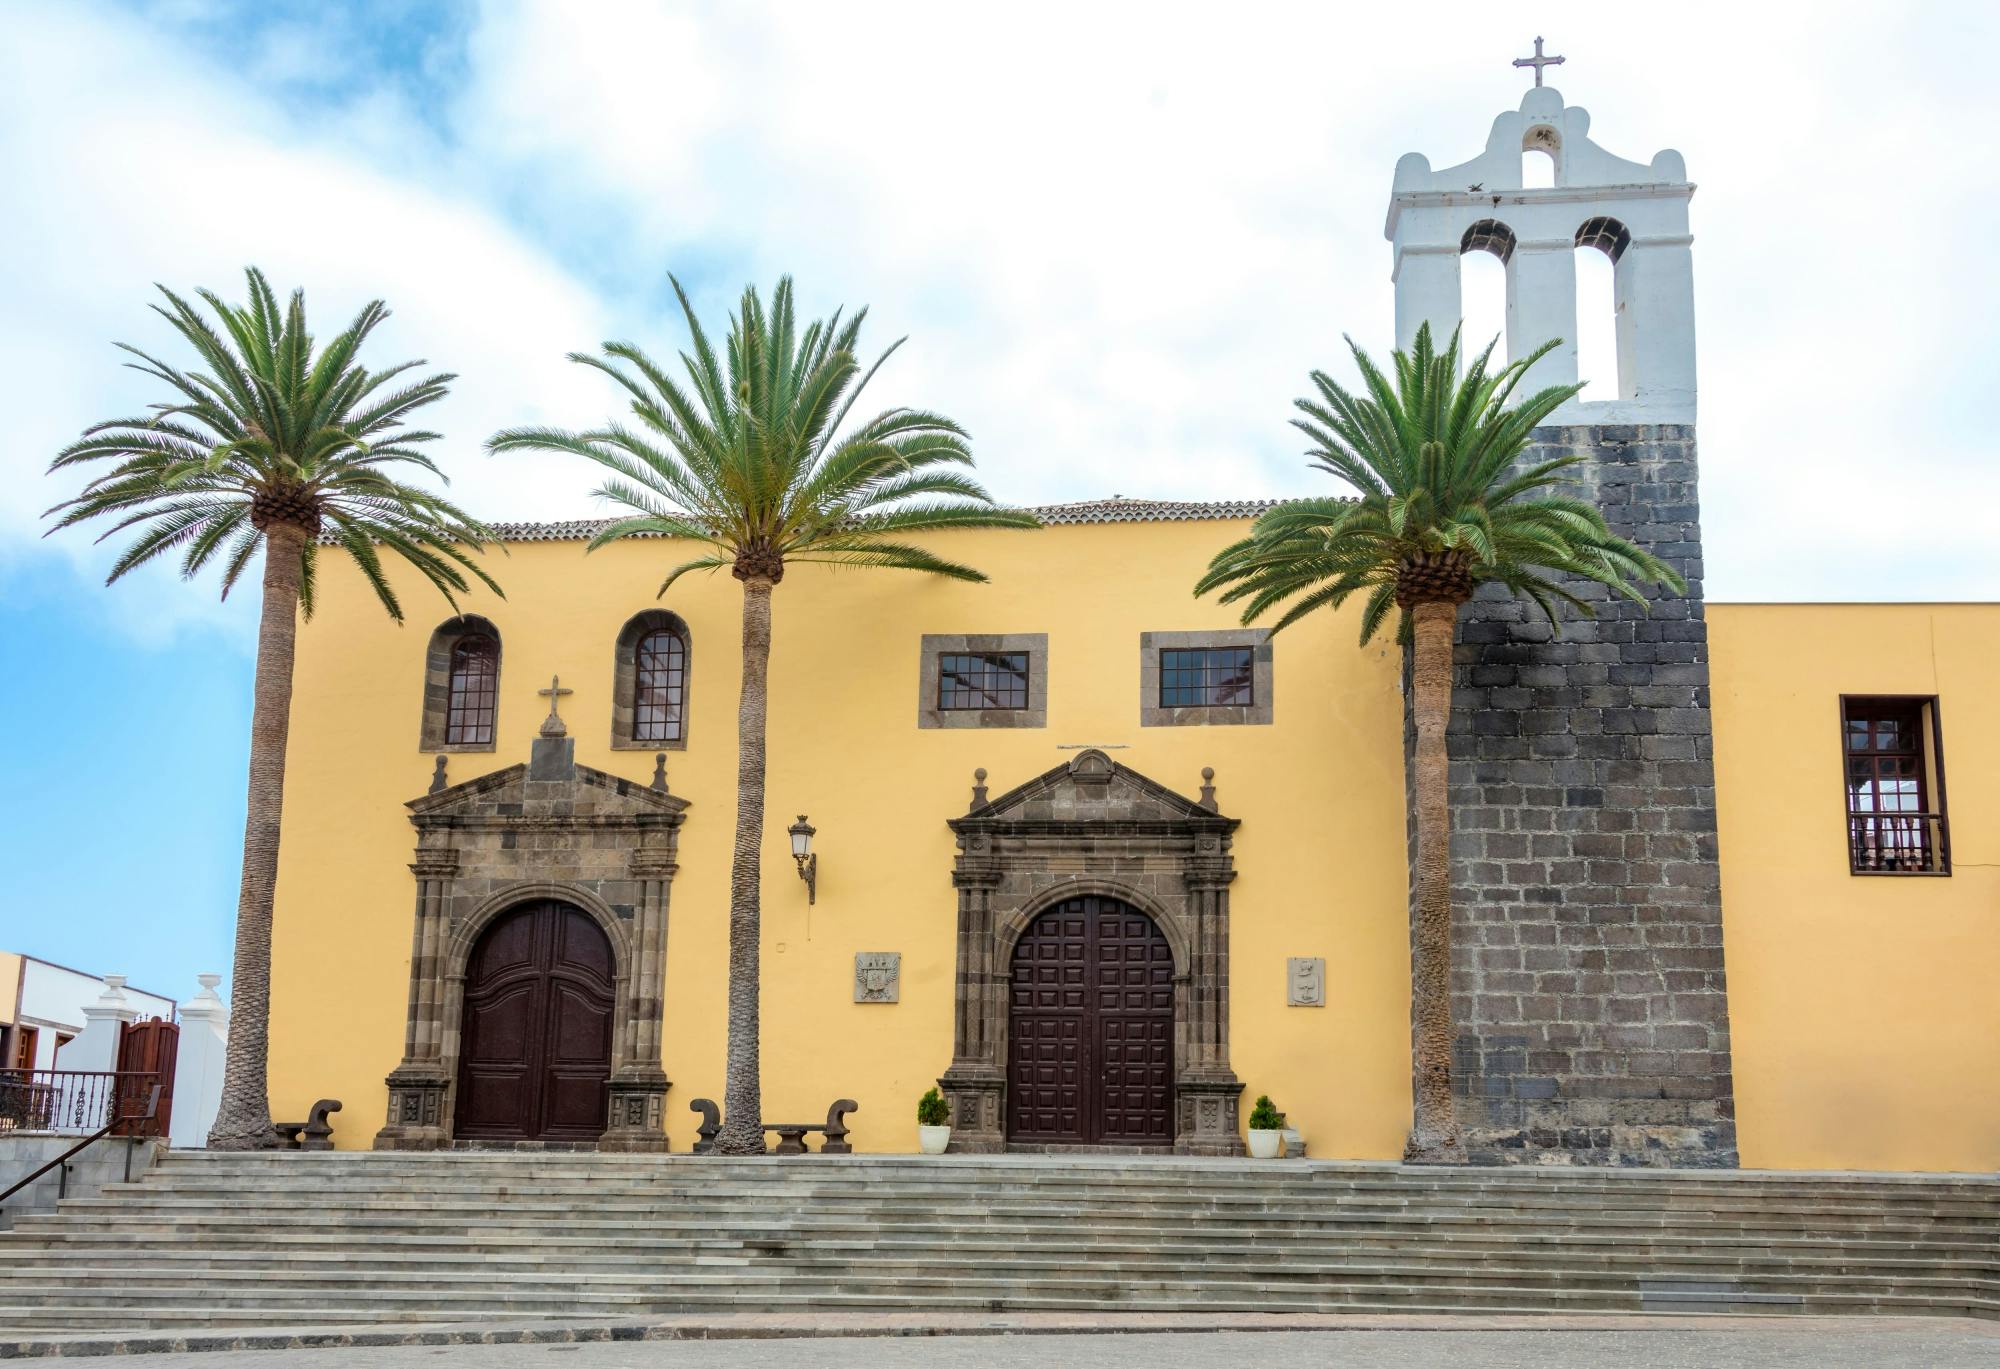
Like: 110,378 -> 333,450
1386,81 -> 1736,1166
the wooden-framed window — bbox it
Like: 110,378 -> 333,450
937,652 -> 1031,711
633,628 -> 687,744
1158,646 -> 1255,708
445,637 -> 499,747
1842,695 -> 1950,875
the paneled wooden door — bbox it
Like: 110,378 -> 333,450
454,900 -> 615,1143
1007,896 -> 1175,1146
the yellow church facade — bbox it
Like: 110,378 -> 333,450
262,83 -> 1998,1174
261,507 -> 2000,1173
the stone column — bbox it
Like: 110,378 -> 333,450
1507,239 -> 1580,394
69,977 -> 138,1069
374,848 -> 457,1150
169,975 -> 228,1149
938,852 -> 1006,1152
602,845 -> 676,1152
1394,244 -> 1462,352
1618,235 -> 1697,418
1174,859 -> 1244,1156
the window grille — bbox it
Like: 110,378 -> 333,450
634,628 -> 686,743
937,653 -> 1030,711
445,638 -> 498,747
1159,647 -> 1255,708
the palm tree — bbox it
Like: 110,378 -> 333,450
490,276 -> 1038,1155
1196,323 -> 1682,1164
45,268 -> 500,1150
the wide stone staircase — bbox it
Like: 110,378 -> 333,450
1,1151 -> 1995,1332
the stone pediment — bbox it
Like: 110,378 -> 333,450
407,756 -> 688,833
951,749 -> 1234,833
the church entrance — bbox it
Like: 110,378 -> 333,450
1006,895 -> 1175,1147
453,900 -> 614,1143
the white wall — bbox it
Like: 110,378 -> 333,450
13,958 -> 175,1070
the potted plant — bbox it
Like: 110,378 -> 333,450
1247,1094 -> 1284,1159
916,1087 -> 952,1154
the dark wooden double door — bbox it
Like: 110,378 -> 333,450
454,900 -> 615,1143
1007,896 -> 1175,1146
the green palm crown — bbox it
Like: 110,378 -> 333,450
1196,323 -> 1684,640
44,267 -> 500,616
488,275 -> 1040,586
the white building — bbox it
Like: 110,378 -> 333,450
0,953 -> 176,1072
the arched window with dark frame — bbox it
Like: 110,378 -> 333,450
420,615 -> 502,752
612,610 -> 693,749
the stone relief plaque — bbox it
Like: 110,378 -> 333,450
1287,956 -> 1325,1007
854,952 -> 901,1003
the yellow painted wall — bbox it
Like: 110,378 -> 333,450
0,952 -> 21,1026
1709,604 -> 2000,1172
269,518 -> 1415,1156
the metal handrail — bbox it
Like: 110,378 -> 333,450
0,1083 -> 162,1212
0,1068 -> 160,1135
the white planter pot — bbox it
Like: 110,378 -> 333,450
917,1124 -> 952,1155
1247,1128 -> 1283,1159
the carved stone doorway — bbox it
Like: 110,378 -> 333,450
1007,895 -> 1175,1147
939,749 -> 1244,1155
454,900 -> 615,1144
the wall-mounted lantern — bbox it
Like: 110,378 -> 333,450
788,814 -> 818,905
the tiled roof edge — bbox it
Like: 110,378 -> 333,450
477,498 -> 1290,543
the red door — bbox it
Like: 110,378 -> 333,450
116,1018 -> 178,1137
1007,896 -> 1175,1146
454,901 -> 615,1143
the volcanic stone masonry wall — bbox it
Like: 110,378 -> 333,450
1409,422 -> 1738,1167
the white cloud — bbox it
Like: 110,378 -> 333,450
0,1 -> 612,638
5,0 -> 1999,620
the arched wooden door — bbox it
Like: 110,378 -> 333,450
1007,896 -> 1175,1146
454,900 -> 615,1143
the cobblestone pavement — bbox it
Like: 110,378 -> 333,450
85,1321 -> 2000,1368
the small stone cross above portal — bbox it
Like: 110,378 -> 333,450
538,675 -> 574,738
1513,36 -> 1564,87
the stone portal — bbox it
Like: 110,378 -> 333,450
375,731 -> 689,1152
939,750 -> 1243,1155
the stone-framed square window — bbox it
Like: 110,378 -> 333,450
918,633 -> 1047,729
1140,629 -> 1272,727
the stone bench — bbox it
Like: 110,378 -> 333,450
689,1098 -> 855,1155
274,1099 -> 341,1151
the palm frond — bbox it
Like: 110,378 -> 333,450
46,268 -> 500,616
506,276 -> 1036,582
1198,322 -> 1683,643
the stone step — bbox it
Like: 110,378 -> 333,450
0,1251 -> 1988,1291
4,1152 -> 1989,1334
111,1181 -> 2000,1222
0,1269 -> 1984,1313
21,1203 -> 1993,1245
6,1286 -> 1995,1334
13,1217 -> 1990,1256
9,1228 -> 1990,1265
125,1168 -> 2000,1205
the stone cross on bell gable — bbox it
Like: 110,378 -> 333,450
538,675 -> 573,739
1513,36 -> 1564,87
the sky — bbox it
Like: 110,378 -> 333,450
3,1 -> 1998,1003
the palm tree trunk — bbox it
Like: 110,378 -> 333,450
206,524 -> 307,1150
1405,598 -> 1468,1164
714,576 -> 773,1155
